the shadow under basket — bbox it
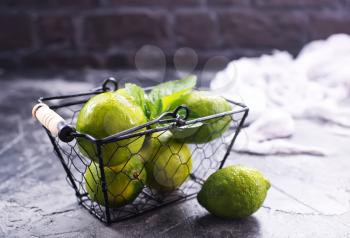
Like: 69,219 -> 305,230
33,78 -> 249,224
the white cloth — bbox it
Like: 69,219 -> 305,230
211,34 -> 350,156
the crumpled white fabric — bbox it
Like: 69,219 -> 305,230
211,34 -> 350,156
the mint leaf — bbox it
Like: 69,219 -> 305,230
148,75 -> 197,117
146,96 -> 163,120
125,83 -> 150,118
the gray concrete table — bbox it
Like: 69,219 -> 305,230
1,71 -> 350,238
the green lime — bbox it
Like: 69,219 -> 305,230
140,132 -> 192,192
197,165 -> 270,219
84,155 -> 147,207
170,91 -> 232,144
76,91 -> 147,166
139,131 -> 173,162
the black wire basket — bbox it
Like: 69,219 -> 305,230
32,78 -> 248,224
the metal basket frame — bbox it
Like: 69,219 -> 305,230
37,78 -> 249,224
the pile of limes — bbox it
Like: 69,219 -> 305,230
77,76 -> 270,219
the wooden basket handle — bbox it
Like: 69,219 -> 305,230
32,103 -> 74,142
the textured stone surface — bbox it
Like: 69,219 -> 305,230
309,12 -> 350,40
255,0 -> 338,7
218,10 -> 308,51
207,0 -> 251,6
0,0 -> 350,69
83,13 -> 170,49
22,53 -> 101,69
37,16 -> 74,48
0,0 -> 98,8
0,70 -> 350,237
175,11 -> 220,49
0,15 -> 32,51
109,0 -> 201,6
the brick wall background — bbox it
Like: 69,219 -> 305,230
0,0 -> 349,69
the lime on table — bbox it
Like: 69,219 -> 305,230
197,165 -> 270,219
84,155 -> 147,207
76,91 -> 147,166
170,91 -> 232,144
140,131 -> 193,192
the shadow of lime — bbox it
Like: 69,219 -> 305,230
194,214 -> 261,238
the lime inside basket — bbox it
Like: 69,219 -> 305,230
33,78 -> 249,224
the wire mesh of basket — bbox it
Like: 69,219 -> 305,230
34,78 -> 249,224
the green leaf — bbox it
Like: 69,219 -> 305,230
148,75 -> 197,117
170,122 -> 203,139
125,83 -> 151,118
146,95 -> 163,120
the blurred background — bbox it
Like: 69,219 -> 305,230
0,0 -> 349,70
